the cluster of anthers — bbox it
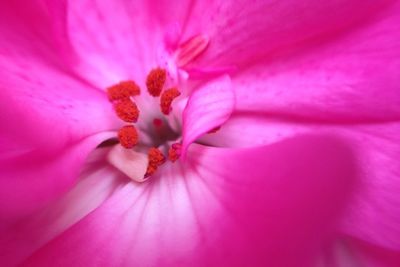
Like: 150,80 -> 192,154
106,68 -> 182,178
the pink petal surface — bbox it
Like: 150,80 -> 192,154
44,0 -> 77,65
318,238 -> 400,267
0,148 -> 123,267
21,135 -> 357,267
0,1 -> 66,66
182,75 -> 234,155
349,238 -> 400,267
0,132 -> 114,220
0,39 -> 118,217
0,5 -> 119,216
0,0 -> 118,152
62,0 -> 167,87
50,1 -> 392,86
182,0 -> 392,68
197,1 -> 400,250
0,60 -> 117,152
231,1 -> 400,122
203,114 -> 400,250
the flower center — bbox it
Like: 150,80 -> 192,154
106,68 -> 185,179
103,34 -> 229,182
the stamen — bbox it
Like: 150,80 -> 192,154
168,143 -> 182,162
146,68 -> 166,97
145,147 -> 166,177
175,34 -> 209,67
160,88 -> 181,115
114,98 -> 140,123
107,80 -> 140,101
118,125 -> 139,148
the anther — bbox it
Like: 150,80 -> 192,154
145,147 -> 166,177
168,143 -> 182,162
160,88 -> 181,115
114,98 -> 140,122
146,68 -> 166,97
107,80 -> 141,101
118,125 -> 139,149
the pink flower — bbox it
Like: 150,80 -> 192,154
0,0 -> 400,267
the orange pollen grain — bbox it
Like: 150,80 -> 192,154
107,80 -> 141,101
168,143 -> 182,162
114,98 -> 140,123
145,147 -> 166,177
118,125 -> 139,149
160,88 -> 181,115
146,68 -> 167,97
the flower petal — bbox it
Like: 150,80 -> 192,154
21,135 -> 357,267
182,0 -> 392,67
181,75 -> 234,156
0,1 -> 67,65
338,123 -> 400,250
320,238 -> 400,267
0,0 -> 121,221
204,114 -> 400,250
198,4 -> 400,247
349,238 -> 400,267
61,0 -> 168,87
232,1 -> 400,122
0,68 -> 117,151
0,2 -> 122,216
0,148 -> 123,266
0,132 -> 114,219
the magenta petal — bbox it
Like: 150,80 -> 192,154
338,122 -> 400,250
0,1 -> 67,64
205,114 -> 400,250
182,75 -> 234,155
183,0 -> 391,67
0,148 -> 122,266
44,0 -> 77,64
232,2 -> 400,122
0,22 -> 119,216
63,0 -> 166,87
0,132 -> 114,219
349,238 -> 400,267
0,55 -> 117,152
21,135 -> 357,267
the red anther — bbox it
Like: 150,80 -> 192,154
176,34 -> 209,67
168,143 -> 182,162
145,147 -> 166,177
107,80 -> 141,101
153,118 -> 163,128
114,98 -> 140,123
146,68 -> 166,97
160,88 -> 181,115
118,125 -> 139,149
207,126 -> 221,134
